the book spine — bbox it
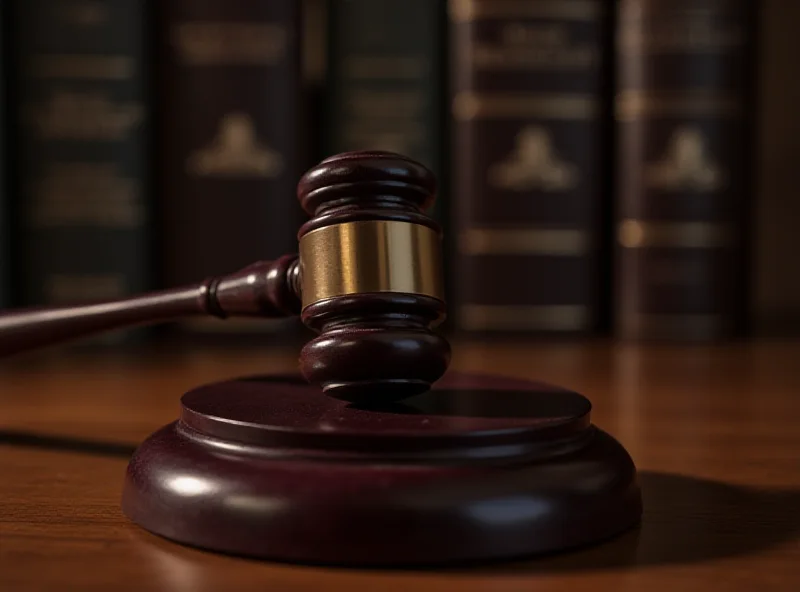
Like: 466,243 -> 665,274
0,1 -> 7,309
449,0 -> 611,335
325,0 -> 447,224
615,0 -> 757,340
754,1 -> 800,334
12,0 -> 151,328
302,0 -> 329,169
157,0 -> 305,336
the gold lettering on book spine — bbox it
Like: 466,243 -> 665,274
618,220 -> 735,249
28,55 -> 134,80
338,57 -> 429,155
617,2 -> 745,54
26,91 -> 143,141
616,91 -> 741,121
460,228 -> 589,256
454,93 -> 597,121
472,22 -> 599,71
450,0 -> 600,22
28,163 -> 142,228
172,23 -> 288,65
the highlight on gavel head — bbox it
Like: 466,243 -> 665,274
294,150 -> 450,404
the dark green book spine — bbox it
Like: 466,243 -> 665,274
12,1 -> 150,331
325,0 -> 447,224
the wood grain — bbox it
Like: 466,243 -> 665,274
1,340 -> 799,591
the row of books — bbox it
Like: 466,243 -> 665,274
0,0 -> 759,342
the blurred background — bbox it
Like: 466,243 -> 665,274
0,0 -> 797,351
3,5 -> 800,587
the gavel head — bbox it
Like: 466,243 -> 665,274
294,151 -> 450,404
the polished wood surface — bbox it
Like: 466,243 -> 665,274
2,339 -> 799,590
121,372 -> 640,564
295,150 -> 448,402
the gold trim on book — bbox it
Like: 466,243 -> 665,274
459,228 -> 589,256
459,305 -> 590,331
618,220 -> 735,249
453,92 -> 598,120
449,0 -> 601,23
29,54 -> 135,80
299,220 -> 444,309
616,90 -> 742,121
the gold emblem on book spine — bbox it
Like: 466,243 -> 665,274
187,112 -> 284,178
488,126 -> 579,191
645,126 -> 725,192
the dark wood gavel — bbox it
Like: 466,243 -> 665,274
0,151 -> 450,403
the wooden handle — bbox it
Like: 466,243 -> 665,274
0,255 -> 300,358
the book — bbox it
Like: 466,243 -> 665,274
753,0 -> 800,335
0,0 -> 7,309
325,0 -> 453,309
303,0 -> 328,168
615,0 -> 758,340
449,0 -> 612,335
11,0 -> 151,341
156,0 -> 306,337
324,0 -> 447,223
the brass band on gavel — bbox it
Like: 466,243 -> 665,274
298,220 -> 445,309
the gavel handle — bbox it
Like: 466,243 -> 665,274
0,255 -> 301,358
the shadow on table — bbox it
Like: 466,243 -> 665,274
463,470 -> 800,573
0,429 -> 136,458
3,426 -> 798,572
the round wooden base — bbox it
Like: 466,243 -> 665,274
120,372 -> 642,566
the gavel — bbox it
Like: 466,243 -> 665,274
1,150 -> 644,565
0,151 -> 450,403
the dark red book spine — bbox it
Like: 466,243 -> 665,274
156,0 -> 306,336
615,0 -> 758,340
450,0 -> 612,335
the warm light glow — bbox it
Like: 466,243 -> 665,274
168,476 -> 215,496
224,494 -> 287,514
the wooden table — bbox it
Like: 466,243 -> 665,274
2,339 -> 799,591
